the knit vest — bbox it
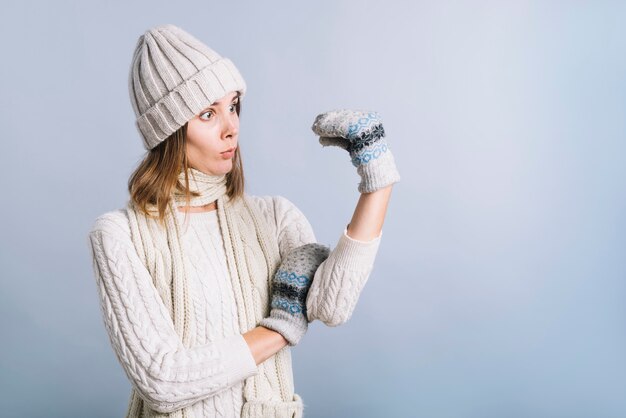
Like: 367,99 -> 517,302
124,168 -> 303,417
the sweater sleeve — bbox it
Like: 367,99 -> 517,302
271,196 -> 383,326
87,213 -> 258,414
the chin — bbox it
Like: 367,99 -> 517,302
213,162 -> 234,176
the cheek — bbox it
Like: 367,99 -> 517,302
187,125 -> 221,153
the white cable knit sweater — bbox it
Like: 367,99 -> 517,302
87,194 -> 382,417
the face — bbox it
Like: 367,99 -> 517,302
185,91 -> 240,176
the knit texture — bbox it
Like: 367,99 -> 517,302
259,243 -> 331,346
129,24 -> 247,150
311,109 -> 401,193
124,167 -> 296,417
88,192 -> 383,417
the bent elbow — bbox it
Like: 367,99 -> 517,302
141,389 -> 195,414
308,305 -> 354,327
323,312 -> 353,327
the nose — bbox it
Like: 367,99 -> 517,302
222,112 -> 238,139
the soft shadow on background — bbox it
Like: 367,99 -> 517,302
1,1 -> 625,417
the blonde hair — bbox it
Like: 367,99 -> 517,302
128,99 -> 244,226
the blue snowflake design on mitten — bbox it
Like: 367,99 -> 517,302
271,269 -> 312,316
350,141 -> 390,167
276,270 -> 312,286
346,112 -> 386,153
271,297 -> 306,315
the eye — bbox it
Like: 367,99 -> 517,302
199,110 -> 213,121
229,99 -> 239,113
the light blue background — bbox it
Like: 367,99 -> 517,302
1,1 -> 625,417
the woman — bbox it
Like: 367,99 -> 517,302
87,24 -> 400,418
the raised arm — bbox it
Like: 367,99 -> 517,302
251,110 -> 400,329
346,185 -> 393,241
306,109 -> 400,325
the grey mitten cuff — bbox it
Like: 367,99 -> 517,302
260,243 -> 330,346
312,109 -> 401,193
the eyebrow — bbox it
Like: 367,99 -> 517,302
198,93 -> 239,115
209,92 -> 240,107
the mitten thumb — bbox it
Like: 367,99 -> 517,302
319,136 -> 350,150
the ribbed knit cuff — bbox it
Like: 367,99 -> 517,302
259,313 -> 307,346
331,226 -> 383,271
222,334 -> 258,385
356,147 -> 401,194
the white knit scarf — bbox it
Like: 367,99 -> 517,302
124,167 -> 304,418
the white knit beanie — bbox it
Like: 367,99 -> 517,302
129,24 -> 247,150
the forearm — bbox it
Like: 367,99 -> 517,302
305,187 -> 390,326
346,184 -> 393,241
243,326 -> 289,365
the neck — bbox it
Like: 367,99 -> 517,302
177,201 -> 217,213
172,167 -> 227,209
